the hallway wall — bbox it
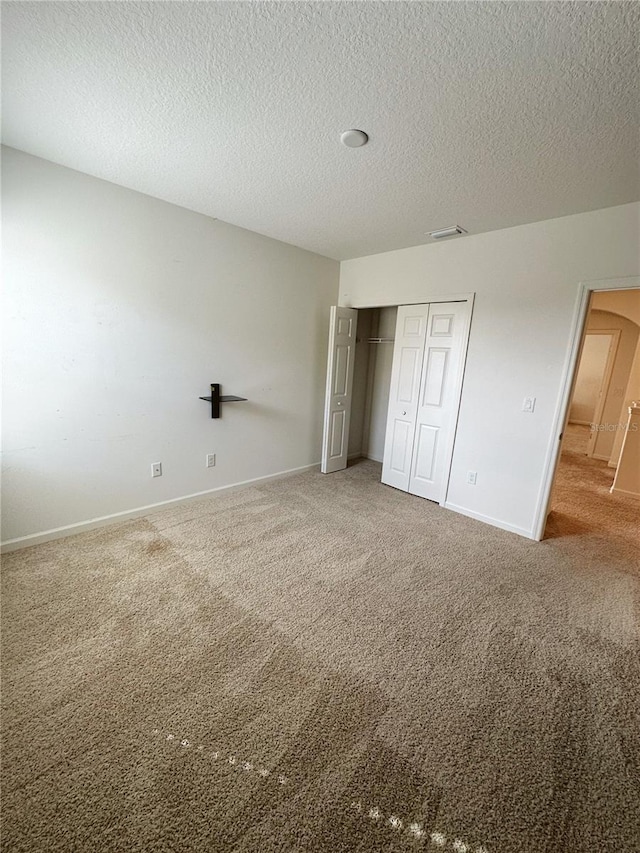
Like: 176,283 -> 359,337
585,309 -> 639,461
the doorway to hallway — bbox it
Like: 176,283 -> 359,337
544,288 -> 640,551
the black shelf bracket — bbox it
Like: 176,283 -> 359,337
199,383 -> 247,419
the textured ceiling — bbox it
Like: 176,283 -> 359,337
2,1 -> 639,260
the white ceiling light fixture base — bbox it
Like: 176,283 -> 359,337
340,129 -> 369,148
428,225 -> 468,239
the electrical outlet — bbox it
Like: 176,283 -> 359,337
522,397 -> 536,413
206,453 -> 216,468
151,462 -> 162,478
467,471 -> 477,485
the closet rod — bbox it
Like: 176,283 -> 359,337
367,337 -> 395,344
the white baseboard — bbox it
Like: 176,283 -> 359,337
568,419 -> 591,426
609,486 -> 640,500
442,502 -> 533,539
1,462 -> 320,553
347,452 -> 382,463
591,453 -> 610,462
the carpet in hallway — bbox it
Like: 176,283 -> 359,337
545,423 -> 639,561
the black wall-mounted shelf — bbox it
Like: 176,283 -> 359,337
199,383 -> 247,419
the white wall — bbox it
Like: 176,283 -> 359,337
1,148 -> 339,544
339,202 -> 640,537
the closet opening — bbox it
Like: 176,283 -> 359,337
321,299 -> 473,508
348,306 -> 398,466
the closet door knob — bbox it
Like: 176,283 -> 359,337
337,402 -> 343,406
402,410 -> 407,415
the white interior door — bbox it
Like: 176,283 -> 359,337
381,305 -> 429,490
321,306 -> 358,473
408,302 -> 469,502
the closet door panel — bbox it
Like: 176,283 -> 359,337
422,348 -> 449,407
321,306 -> 358,474
389,418 -> 413,473
409,302 -> 469,502
414,423 -> 439,481
381,305 -> 429,491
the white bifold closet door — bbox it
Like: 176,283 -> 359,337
321,306 -> 358,473
381,302 -> 469,503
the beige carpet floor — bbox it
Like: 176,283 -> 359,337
2,453 -> 639,853
545,423 -> 639,556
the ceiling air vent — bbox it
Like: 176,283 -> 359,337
428,225 -> 467,239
